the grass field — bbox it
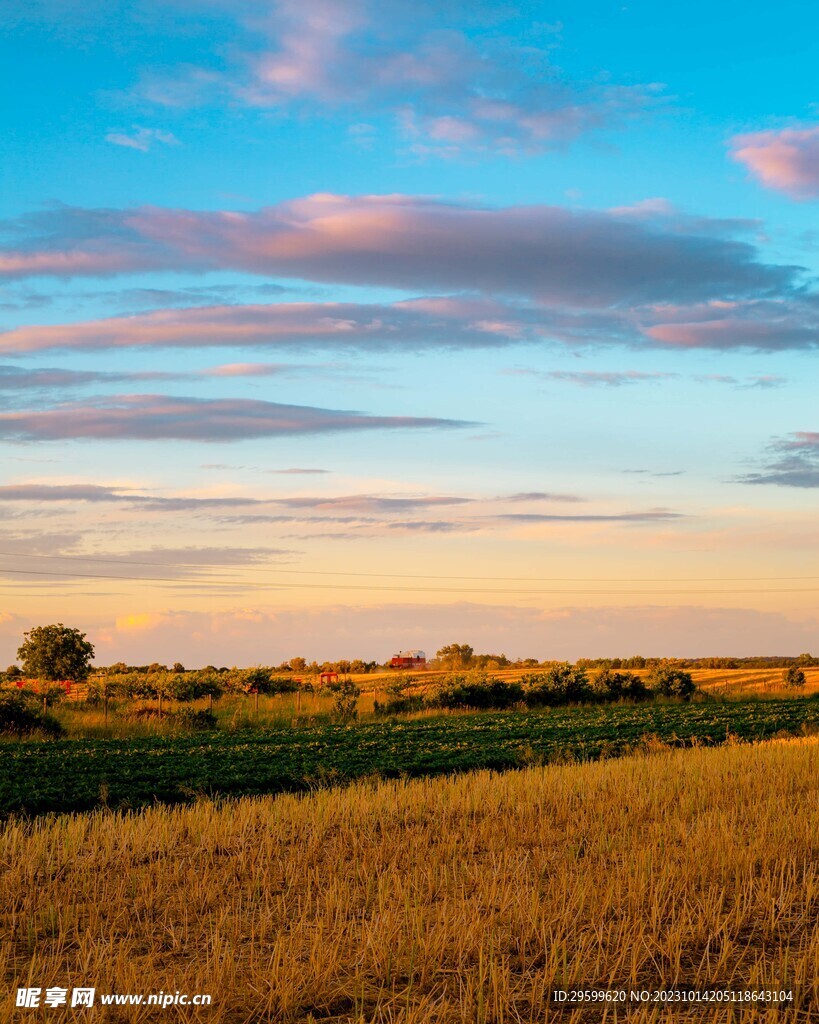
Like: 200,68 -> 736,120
5,667 -> 817,746
2,697 -> 819,816
1,737 -> 817,1022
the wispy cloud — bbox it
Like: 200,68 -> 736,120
127,0 -> 660,156
739,432 -> 819,488
105,127 -> 180,152
0,298 -> 524,355
0,483 -> 125,502
500,491 -> 585,503
386,520 -> 478,533
0,484 -> 469,511
0,393 -> 473,442
517,369 -> 676,387
0,363 -> 182,392
499,510 -> 685,523
0,544 -> 293,584
622,469 -> 685,478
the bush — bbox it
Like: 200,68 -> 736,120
374,676 -> 426,715
0,690 -> 63,737
233,668 -> 298,696
374,694 -> 426,715
784,665 -> 806,689
521,664 -> 593,707
648,666 -> 696,700
332,678 -> 360,721
431,675 -> 524,710
266,675 -> 300,694
167,708 -> 217,731
593,669 -> 651,702
122,707 -> 217,730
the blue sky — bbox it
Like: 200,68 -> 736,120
1,0 -> 818,663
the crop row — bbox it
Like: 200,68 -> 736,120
2,697 -> 818,816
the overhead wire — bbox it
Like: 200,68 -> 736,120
1,566 -> 819,596
0,548 -> 815,584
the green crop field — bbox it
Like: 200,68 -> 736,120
3,697 -> 819,817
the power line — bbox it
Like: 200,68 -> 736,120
0,549 -> 816,584
2,566 -> 819,596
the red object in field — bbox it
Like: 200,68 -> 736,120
320,672 -> 339,685
389,650 -> 426,669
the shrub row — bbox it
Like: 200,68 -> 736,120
375,665 -> 696,715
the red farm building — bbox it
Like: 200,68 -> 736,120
389,650 -> 426,670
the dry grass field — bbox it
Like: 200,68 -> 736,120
356,666 -> 819,701
689,667 -> 819,698
2,737 -> 817,1022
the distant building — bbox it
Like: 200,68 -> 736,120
389,650 -> 426,669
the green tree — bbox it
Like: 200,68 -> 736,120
784,665 -> 806,689
17,623 -> 95,682
435,643 -> 474,669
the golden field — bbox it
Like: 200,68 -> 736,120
1,737 -> 817,1022
350,666 -> 819,701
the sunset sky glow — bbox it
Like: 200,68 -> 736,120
1,0 -> 818,663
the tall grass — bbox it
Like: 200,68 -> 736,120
1,738 -> 817,1021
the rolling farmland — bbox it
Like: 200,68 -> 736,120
1,738 -> 817,1022
2,697 -> 818,816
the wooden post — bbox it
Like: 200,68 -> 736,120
254,690 -> 259,714
208,693 -> 213,713
104,682 -> 109,726
297,688 -> 302,715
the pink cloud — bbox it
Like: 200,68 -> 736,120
2,295 -> 817,360
201,362 -> 292,377
1,194 -> 797,307
0,298 -> 524,355
3,196 -> 815,355
0,393 -> 471,442
645,316 -> 817,350
730,127 -> 819,199
0,250 -> 139,277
